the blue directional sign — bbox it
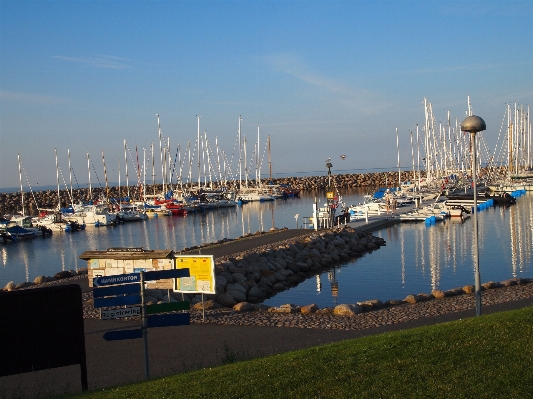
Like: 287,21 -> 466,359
147,313 -> 190,328
94,295 -> 141,309
93,283 -> 140,298
144,269 -> 190,280
103,329 -> 142,341
93,273 -> 140,287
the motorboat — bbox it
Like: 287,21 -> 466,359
117,203 -> 147,222
63,203 -> 117,226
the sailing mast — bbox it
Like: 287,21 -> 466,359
86,152 -> 92,202
257,126 -> 261,187
124,140 -> 130,198
68,149 -> 73,206
18,154 -> 24,216
268,135 -> 272,180
151,142 -> 155,195
55,149 -> 62,210
156,114 -> 163,194
102,150 -> 108,201
396,127 -> 401,189
416,124 -> 421,192
197,115 -> 201,189
238,115 -> 242,188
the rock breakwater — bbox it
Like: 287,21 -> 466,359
1,171 -> 424,216
209,226 -> 385,307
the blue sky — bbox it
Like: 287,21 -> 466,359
1,0 -> 532,189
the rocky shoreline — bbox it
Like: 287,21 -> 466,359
0,171 -> 423,215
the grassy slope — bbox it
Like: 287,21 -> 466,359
66,307 -> 533,399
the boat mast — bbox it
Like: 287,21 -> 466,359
268,135 -> 272,180
124,139 -> 130,198
416,124 -> 421,192
68,149 -> 73,206
243,134 -> 248,188
143,147 -> 146,202
151,142 -> 155,195
396,127 -> 401,189
187,141 -> 192,189
238,115 -> 242,188
86,152 -> 92,202
118,160 -> 121,207
55,149 -> 61,209
202,131 -> 207,187
197,115 -> 201,189
157,114 -> 165,194
102,150 -> 108,200
257,126 -> 261,187
18,154 -> 24,216
410,130 -> 415,183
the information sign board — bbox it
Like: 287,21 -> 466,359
94,294 -> 141,309
103,329 -> 142,341
93,273 -> 140,287
147,313 -> 190,328
173,255 -> 215,294
93,283 -> 140,298
101,307 -> 141,320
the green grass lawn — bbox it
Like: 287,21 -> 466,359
66,307 -> 533,399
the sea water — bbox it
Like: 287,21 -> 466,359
1,189 -> 532,307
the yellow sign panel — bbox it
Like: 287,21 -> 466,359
326,191 -> 334,199
173,255 -> 215,294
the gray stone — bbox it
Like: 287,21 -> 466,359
217,293 -> 237,308
247,286 -> 265,299
15,282 -> 35,289
226,289 -> 247,303
232,272 -> 247,283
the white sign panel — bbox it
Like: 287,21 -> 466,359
101,306 -> 141,320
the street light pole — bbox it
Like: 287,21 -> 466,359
461,115 -> 486,316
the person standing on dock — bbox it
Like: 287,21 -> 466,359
385,189 -> 393,214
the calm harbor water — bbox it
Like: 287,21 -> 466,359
1,189 -> 532,308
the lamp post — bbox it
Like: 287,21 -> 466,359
461,115 -> 486,316
326,161 -> 334,227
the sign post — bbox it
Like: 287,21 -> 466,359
91,267 -> 190,380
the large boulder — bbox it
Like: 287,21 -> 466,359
301,304 -> 319,314
3,281 -> 16,291
233,302 -> 255,312
246,286 -> 265,301
217,293 -> 237,308
334,304 -> 362,316
54,270 -> 72,279
226,288 -> 247,303
33,275 -> 49,284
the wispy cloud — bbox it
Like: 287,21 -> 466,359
0,90 -> 64,105
264,53 -> 388,114
265,53 -> 347,94
54,55 -> 132,69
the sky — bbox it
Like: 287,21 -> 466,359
1,0 -> 532,190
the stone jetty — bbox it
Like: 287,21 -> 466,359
0,171 -> 424,216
